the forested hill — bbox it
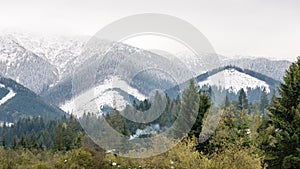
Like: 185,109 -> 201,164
0,76 -> 65,123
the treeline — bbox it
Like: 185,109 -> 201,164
0,115 -> 83,151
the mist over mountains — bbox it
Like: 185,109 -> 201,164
0,31 -> 292,117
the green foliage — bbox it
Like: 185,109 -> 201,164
202,106 -> 265,169
0,115 -> 83,151
189,89 -> 211,139
106,109 -> 130,136
260,87 -> 269,116
173,80 -> 199,138
266,56 -> 300,168
55,148 -> 93,169
238,88 -> 249,110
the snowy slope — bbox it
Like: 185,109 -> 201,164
60,77 -> 146,117
4,31 -> 87,79
0,34 -> 58,93
0,84 -> 16,105
198,68 -> 270,93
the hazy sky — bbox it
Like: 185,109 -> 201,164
0,0 -> 299,61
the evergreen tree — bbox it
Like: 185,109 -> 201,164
12,136 -> 17,149
270,89 -> 277,106
267,56 -> 300,168
174,80 -> 199,138
238,88 -> 248,110
19,134 -> 26,148
225,95 -> 230,107
189,90 -> 211,139
2,135 -> 6,147
55,123 -> 64,151
260,87 -> 269,116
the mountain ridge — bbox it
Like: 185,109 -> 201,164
0,76 -> 65,122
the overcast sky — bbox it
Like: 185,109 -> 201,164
0,0 -> 299,61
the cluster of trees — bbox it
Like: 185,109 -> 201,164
0,115 -> 83,151
104,91 -> 180,137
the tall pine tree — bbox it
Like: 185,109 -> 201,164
238,88 -> 248,110
189,89 -> 211,139
267,56 -> 300,169
174,80 -> 199,138
260,87 -> 269,116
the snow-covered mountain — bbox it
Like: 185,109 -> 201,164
3,31 -> 87,79
198,68 -> 271,93
0,31 -> 290,104
176,51 -> 291,82
42,40 -> 192,107
222,57 -> 291,82
191,65 -> 281,105
0,34 -> 58,93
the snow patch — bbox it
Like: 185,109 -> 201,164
0,121 -> 14,127
129,124 -> 161,140
198,68 -> 270,93
60,77 -> 146,117
0,85 -> 16,105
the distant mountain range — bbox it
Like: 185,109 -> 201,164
0,31 -> 292,117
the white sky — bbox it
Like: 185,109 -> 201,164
0,0 -> 299,61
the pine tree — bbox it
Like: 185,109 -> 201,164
270,89 -> 277,106
2,135 -> 6,147
267,56 -> 300,168
260,87 -> 269,116
238,88 -> 248,110
189,89 -> 211,139
55,123 -> 64,151
174,80 -> 199,138
12,136 -> 17,149
225,95 -> 230,107
19,134 -> 26,148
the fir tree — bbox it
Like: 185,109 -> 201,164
174,80 -> 199,138
189,89 -> 211,139
12,136 -> 17,149
260,87 -> 269,116
225,95 -> 230,107
238,88 -> 248,110
267,56 -> 300,168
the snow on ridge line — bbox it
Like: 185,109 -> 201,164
60,77 -> 146,117
198,68 -> 270,93
0,87 -> 16,105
